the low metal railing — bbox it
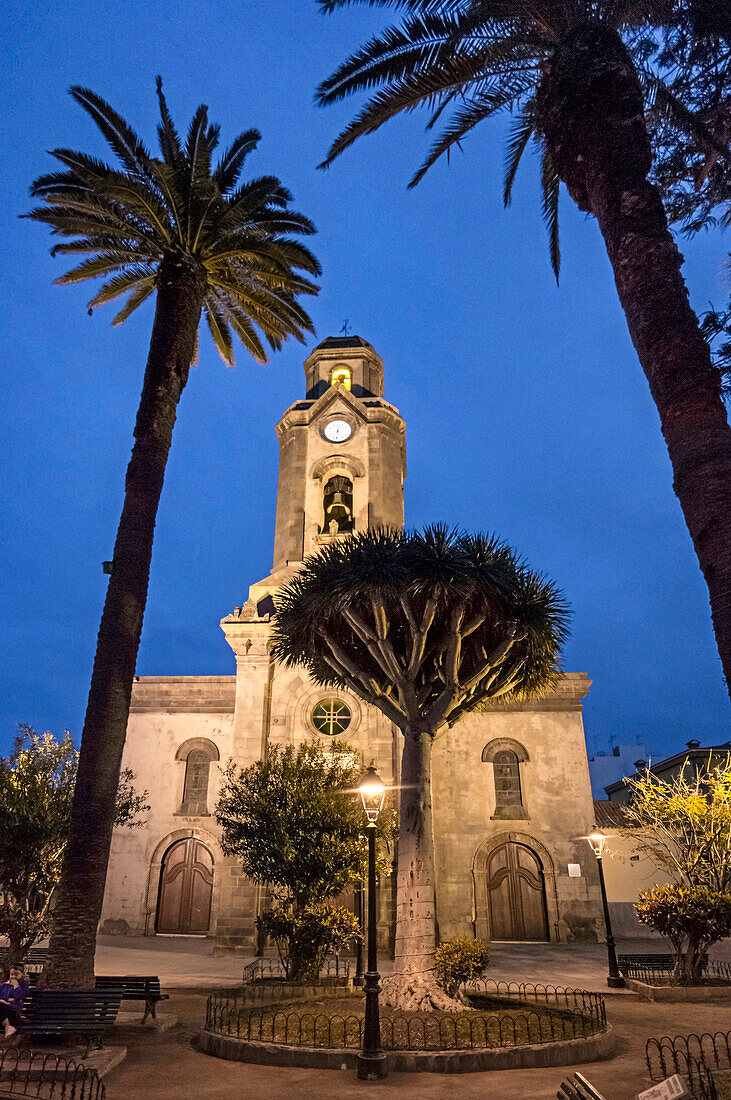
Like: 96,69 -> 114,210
646,1030 -> 731,1100
0,1050 -> 105,1100
626,960 -> 731,985
242,956 -> 351,984
206,979 -> 607,1052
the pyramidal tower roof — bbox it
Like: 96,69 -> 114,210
313,335 -> 374,352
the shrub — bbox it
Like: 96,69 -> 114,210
258,903 -> 361,982
635,884 -> 731,983
434,936 -> 490,996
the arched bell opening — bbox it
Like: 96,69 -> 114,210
323,475 -> 354,534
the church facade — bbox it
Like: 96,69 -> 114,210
101,336 -> 603,954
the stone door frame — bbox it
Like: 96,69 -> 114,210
472,831 -> 561,944
144,826 -> 223,937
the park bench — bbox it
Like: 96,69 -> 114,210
15,989 -> 121,1058
94,976 -> 169,1023
617,953 -> 708,978
556,1071 -> 607,1100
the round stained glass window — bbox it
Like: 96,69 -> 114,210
312,699 -> 352,736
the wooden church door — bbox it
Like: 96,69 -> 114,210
156,838 -> 214,934
486,841 -> 548,941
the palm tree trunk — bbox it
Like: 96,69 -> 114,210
537,22 -> 731,697
44,258 -> 206,989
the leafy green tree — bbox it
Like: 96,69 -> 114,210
315,0 -> 731,698
25,82 -> 320,989
216,740 -> 394,978
0,726 -> 148,966
217,740 -> 394,907
636,883 -> 731,982
620,755 -> 731,893
272,526 -> 567,1009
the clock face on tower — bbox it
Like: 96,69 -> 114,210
323,419 -> 352,443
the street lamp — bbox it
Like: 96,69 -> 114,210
357,766 -> 388,1081
586,827 -> 625,989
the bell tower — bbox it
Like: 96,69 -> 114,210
243,336 -> 406,609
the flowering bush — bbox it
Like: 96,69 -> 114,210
635,883 -> 731,982
258,903 -> 360,981
434,936 -> 490,996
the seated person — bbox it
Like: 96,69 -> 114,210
0,965 -> 30,1039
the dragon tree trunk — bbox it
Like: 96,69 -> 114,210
44,257 -> 206,989
537,21 -> 731,698
382,726 -> 459,1010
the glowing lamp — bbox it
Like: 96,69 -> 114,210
586,827 -> 607,858
359,766 -> 386,823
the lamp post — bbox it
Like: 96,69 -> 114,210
357,766 -> 388,1081
586,827 -> 625,989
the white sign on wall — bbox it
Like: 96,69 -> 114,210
637,1075 -> 690,1100
567,863 -> 582,878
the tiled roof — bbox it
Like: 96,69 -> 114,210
593,800 -> 629,828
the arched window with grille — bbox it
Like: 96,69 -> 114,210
482,739 -> 529,820
175,738 -> 220,816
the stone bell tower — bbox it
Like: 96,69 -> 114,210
245,335 -> 406,608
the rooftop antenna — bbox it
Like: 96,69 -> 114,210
340,319 -> 351,337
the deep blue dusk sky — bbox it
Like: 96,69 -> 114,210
2,0 -> 729,762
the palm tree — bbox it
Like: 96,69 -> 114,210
315,0 -> 731,698
26,81 -> 320,988
271,526 -> 568,1008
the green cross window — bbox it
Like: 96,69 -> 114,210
312,699 -> 352,736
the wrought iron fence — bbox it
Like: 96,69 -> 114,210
206,979 -> 607,1052
0,1051 -> 105,1100
626,960 -> 731,985
242,956 -> 351,985
646,1031 -> 731,1100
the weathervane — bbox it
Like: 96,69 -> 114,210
340,319 -> 351,337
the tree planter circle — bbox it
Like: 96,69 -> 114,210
200,980 -> 615,1073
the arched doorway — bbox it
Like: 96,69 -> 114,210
156,838 -> 214,935
485,841 -> 549,941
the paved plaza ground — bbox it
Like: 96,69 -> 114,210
85,935 -> 731,1099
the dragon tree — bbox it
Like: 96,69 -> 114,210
271,526 -> 568,1009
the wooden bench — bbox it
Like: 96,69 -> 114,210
16,989 -> 121,1058
557,1072 -> 607,1100
94,976 -> 169,1023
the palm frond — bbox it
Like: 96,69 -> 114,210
205,296 -> 235,365
409,73 -> 534,186
503,97 -> 536,204
87,266 -> 159,307
55,253 -> 150,284
213,130 -> 261,194
155,77 -> 184,167
69,86 -> 153,178
540,138 -> 561,280
112,279 -> 156,325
